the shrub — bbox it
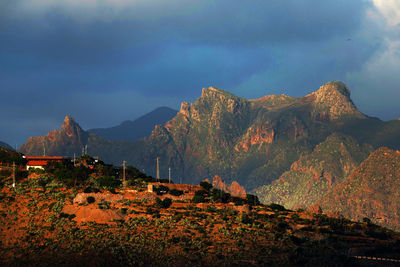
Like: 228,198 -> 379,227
97,176 -> 121,189
169,189 -> 183,196
210,188 -> 230,203
84,187 -> 100,193
240,213 -> 253,224
231,197 -> 246,205
87,196 -> 96,204
155,197 -> 172,209
192,194 -> 206,203
268,203 -> 286,211
200,181 -> 213,191
246,194 -> 260,205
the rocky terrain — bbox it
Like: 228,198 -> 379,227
1,173 -> 400,266
211,175 -> 246,197
317,147 -> 400,231
255,133 -> 373,209
17,81 -> 400,231
20,81 -> 400,190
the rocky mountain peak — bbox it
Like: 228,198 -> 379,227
313,81 -> 351,100
212,175 -> 246,197
201,86 -> 239,101
61,115 -> 83,137
179,102 -> 190,117
310,81 -> 365,120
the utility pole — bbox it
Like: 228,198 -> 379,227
73,153 -> 76,167
156,157 -> 160,181
12,162 -> 16,188
168,166 -> 171,183
42,142 -> 46,157
85,145 -> 88,155
122,161 -> 127,188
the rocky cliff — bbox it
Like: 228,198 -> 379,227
255,133 -> 373,209
212,175 -> 246,197
19,116 -> 89,157
317,147 -> 400,231
19,82 -> 400,192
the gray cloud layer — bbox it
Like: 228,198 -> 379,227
0,0 -> 398,146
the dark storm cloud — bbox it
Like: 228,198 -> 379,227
1,0 -> 397,146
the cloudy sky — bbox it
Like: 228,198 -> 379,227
0,0 -> 399,147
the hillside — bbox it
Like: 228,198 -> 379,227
1,172 -> 400,266
0,141 -> 12,150
317,147 -> 400,231
88,107 -> 178,141
255,133 -> 373,209
19,82 -> 400,190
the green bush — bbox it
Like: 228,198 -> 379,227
97,176 -> 121,189
192,194 -> 206,203
268,203 -> 286,211
84,187 -> 100,193
231,197 -> 246,205
246,194 -> 260,205
240,213 -> 253,224
200,181 -> 213,191
87,196 -> 96,204
210,189 -> 230,203
155,197 -> 172,209
169,189 -> 183,196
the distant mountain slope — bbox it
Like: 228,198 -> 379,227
0,141 -> 12,150
18,115 -> 142,165
318,147 -> 400,231
18,82 -> 400,190
19,116 -> 90,157
88,107 -> 177,141
255,133 -> 373,209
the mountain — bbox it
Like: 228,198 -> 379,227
19,116 -> 90,157
88,107 -> 178,141
0,141 -> 12,150
317,147 -> 400,231
211,175 -> 246,197
19,82 -> 400,190
255,133 -> 373,209
128,81 -> 398,187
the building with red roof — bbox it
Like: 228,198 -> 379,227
25,156 -> 66,170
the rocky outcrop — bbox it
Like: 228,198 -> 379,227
235,125 -> 275,152
309,81 -> 365,121
318,147 -> 400,231
255,133 -> 373,209
19,115 -> 89,156
212,175 -> 246,197
18,81 -> 400,192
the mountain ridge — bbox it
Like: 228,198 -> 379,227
0,141 -> 13,150
19,81 -> 400,190
88,107 -> 177,142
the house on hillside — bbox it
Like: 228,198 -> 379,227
24,156 -> 68,170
